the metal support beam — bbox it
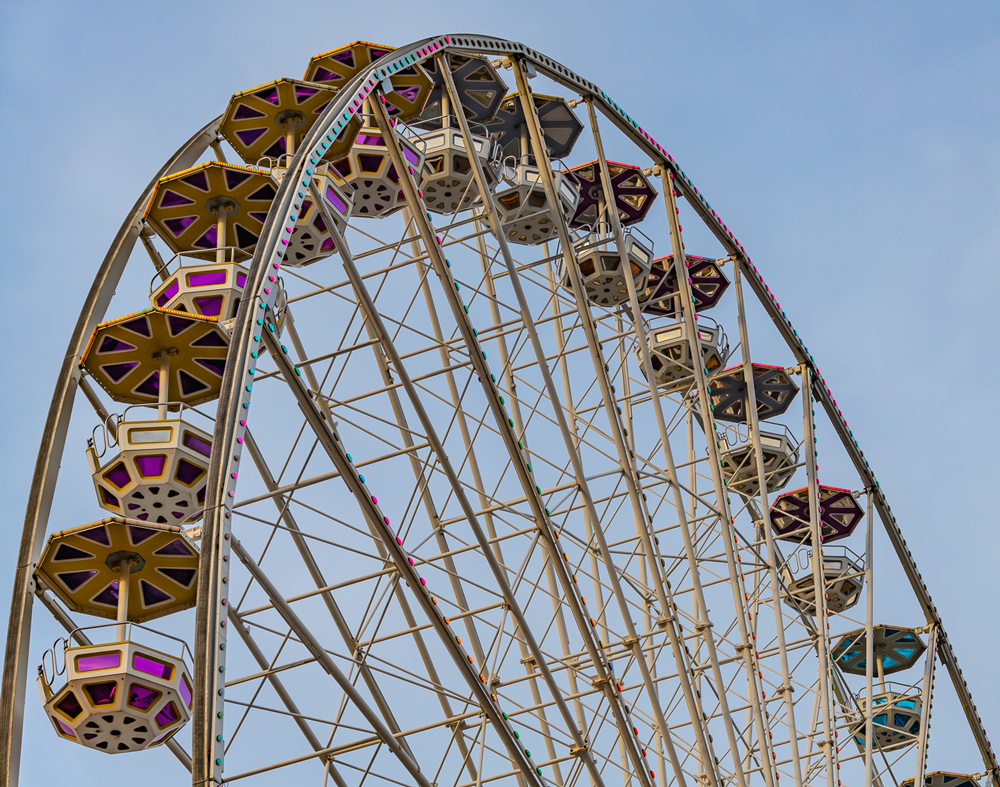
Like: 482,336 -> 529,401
801,368 -> 837,787
731,260 -> 806,785
913,625 -> 938,785
261,318 -> 548,787
242,429 -> 418,766
227,607 -> 351,787
230,537 -> 433,787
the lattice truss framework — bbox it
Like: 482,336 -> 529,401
4,34 -> 996,787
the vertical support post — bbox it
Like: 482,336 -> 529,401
115,560 -> 132,642
657,167 -> 773,787
731,260 -> 806,785
215,211 -> 228,265
210,139 -> 228,163
864,490 -> 876,787
800,368 -> 837,787
914,625 -> 937,785
157,351 -> 170,420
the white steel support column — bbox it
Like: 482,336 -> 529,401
584,99 -> 740,787
800,368 -> 837,787
913,625 -> 937,786
656,164 -> 780,787
731,260 -> 806,785
864,491 -> 876,787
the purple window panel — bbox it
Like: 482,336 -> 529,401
140,580 -> 172,607
127,683 -> 161,711
98,336 -> 137,354
56,692 -> 83,719
180,170 -> 209,191
236,273 -> 247,288
194,357 -> 226,376
224,169 -> 251,190
134,455 -> 166,478
234,127 -> 268,147
91,581 -> 119,608
333,158 -> 352,177
247,182 -> 276,201
181,431 -> 212,458
84,681 -> 117,706
192,225 -> 217,249
358,154 -> 383,173
167,314 -> 195,335
78,526 -> 110,545
101,488 -> 121,508
103,462 -> 132,489
253,87 -> 279,105
178,370 -> 209,396
120,316 -> 152,337
232,103 -> 265,120
100,361 -> 139,383
396,85 -> 422,102
134,372 -> 161,398
128,525 -> 159,545
187,270 -> 227,287
191,330 -> 227,348
57,570 -> 98,592
155,280 -> 180,307
154,702 -> 180,728
262,137 -> 286,159
76,652 -> 121,672
55,718 -> 76,737
178,675 -> 192,708
163,216 -> 197,237
134,653 -> 174,680
325,186 -> 348,213
158,189 -> 194,208
194,296 -> 224,317
54,543 -> 92,562
154,538 -> 194,557
158,567 -> 196,588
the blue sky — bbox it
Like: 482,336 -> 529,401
1,1 -> 997,783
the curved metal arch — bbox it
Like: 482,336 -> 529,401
0,116 -> 219,786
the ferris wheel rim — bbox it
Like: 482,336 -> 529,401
2,32 -> 995,787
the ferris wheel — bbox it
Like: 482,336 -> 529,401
1,33 -> 996,787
